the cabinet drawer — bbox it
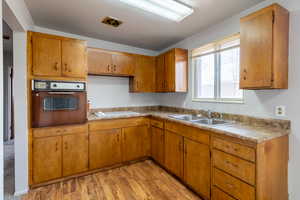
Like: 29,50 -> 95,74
213,168 -> 255,200
165,121 -> 210,145
213,150 -> 255,185
89,117 -> 149,131
33,124 -> 88,138
150,119 -> 164,129
212,187 -> 235,200
213,137 -> 255,162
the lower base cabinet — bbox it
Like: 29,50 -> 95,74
151,126 -> 165,165
122,125 -> 150,162
184,138 -> 211,199
164,131 -> 183,178
33,136 -> 62,184
89,129 -> 122,169
63,133 -> 89,176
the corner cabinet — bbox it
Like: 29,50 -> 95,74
156,48 -> 188,92
240,4 -> 289,89
29,31 -> 87,79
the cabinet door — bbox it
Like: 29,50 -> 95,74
184,138 -> 211,199
164,50 -> 175,91
32,35 -> 61,77
89,129 -> 122,170
240,10 -> 273,89
112,54 -> 134,76
62,133 -> 88,176
62,40 -> 87,78
88,48 -> 113,75
156,54 -> 165,92
164,131 -> 183,178
33,136 -> 62,184
151,126 -> 164,165
122,125 -> 150,162
131,55 -> 156,92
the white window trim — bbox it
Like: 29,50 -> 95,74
191,35 -> 244,104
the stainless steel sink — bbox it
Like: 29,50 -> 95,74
168,114 -> 205,121
193,118 -> 231,125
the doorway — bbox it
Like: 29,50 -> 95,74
3,19 -> 15,200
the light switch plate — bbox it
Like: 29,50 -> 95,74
275,105 -> 286,117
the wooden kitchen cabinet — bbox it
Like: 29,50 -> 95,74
87,47 -> 134,76
61,40 -> 87,78
130,55 -> 156,92
88,48 -> 113,75
240,4 -> 289,89
89,129 -> 122,169
156,48 -> 188,92
32,35 -> 62,77
30,31 -> 87,79
32,136 -> 62,184
62,133 -> 88,176
164,131 -> 183,178
122,125 -> 150,161
112,53 -> 134,75
184,138 -> 210,199
151,126 -> 165,165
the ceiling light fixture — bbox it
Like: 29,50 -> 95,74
119,0 -> 194,22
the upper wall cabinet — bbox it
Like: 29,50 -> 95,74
29,31 -> 87,79
240,4 -> 289,89
129,55 -> 156,93
87,48 -> 134,76
156,48 -> 188,92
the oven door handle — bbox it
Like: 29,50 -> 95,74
48,92 -> 76,95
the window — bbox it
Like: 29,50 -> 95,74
192,34 -> 243,103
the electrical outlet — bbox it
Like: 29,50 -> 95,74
275,105 -> 286,117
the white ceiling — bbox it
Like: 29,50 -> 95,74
25,0 -> 265,50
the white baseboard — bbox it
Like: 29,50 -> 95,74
14,188 -> 29,197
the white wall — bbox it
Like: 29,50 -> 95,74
13,32 -> 29,196
160,0 -> 300,199
33,26 -> 161,109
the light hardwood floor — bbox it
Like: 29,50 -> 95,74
21,160 -> 201,200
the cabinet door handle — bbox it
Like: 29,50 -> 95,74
114,65 -> 116,72
54,62 -> 59,71
117,134 -> 120,142
55,142 -> 58,151
64,63 -> 68,72
136,81 -> 139,89
107,65 -> 110,72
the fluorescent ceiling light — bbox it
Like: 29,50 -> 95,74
119,0 -> 194,22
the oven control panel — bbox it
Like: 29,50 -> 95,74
32,80 -> 86,91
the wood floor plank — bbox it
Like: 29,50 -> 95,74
22,160 -> 201,200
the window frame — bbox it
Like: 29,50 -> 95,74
192,34 -> 244,104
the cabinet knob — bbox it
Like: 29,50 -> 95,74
243,76 -> 247,80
